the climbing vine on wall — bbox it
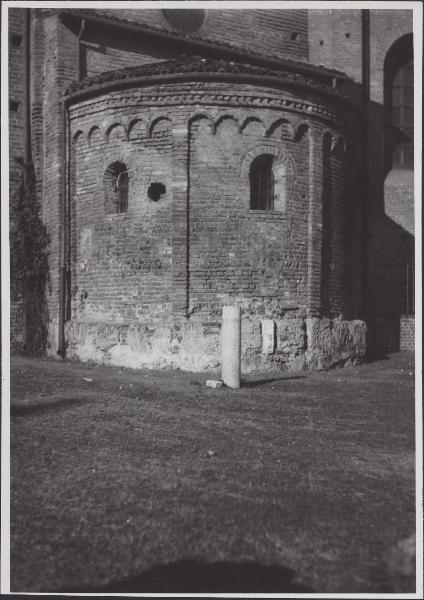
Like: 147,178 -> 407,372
10,161 -> 50,354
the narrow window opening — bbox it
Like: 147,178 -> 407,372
319,40 -> 324,46
345,32 -> 350,38
390,60 -> 413,168
250,154 -> 274,211
10,100 -> 19,112
290,32 -> 299,41
147,182 -> 166,202
104,162 -> 128,214
384,34 -> 414,171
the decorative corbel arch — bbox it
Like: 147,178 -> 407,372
188,113 -> 214,129
105,122 -> 126,143
72,129 -> 84,145
87,125 -> 102,147
148,115 -> 172,138
127,118 -> 144,141
239,116 -> 265,135
265,118 -> 294,139
213,114 -> 239,135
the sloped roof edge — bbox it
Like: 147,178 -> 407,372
65,56 -> 345,98
60,8 -> 351,83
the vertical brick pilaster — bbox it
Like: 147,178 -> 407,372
171,121 -> 189,316
42,14 -> 78,333
30,10 -> 46,204
8,7 -> 25,350
307,124 -> 323,316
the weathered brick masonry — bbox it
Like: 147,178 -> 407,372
9,8 -> 25,348
9,7 -> 415,368
62,59 -> 366,371
309,9 -> 415,354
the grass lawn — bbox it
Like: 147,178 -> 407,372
10,352 -> 416,593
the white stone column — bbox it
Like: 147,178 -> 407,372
221,306 -> 241,389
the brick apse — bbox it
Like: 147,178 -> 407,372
8,8 -> 415,370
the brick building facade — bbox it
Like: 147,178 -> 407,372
8,7 -> 415,371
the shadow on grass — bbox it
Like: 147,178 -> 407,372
242,375 -> 305,388
11,397 -> 91,417
65,559 -> 314,593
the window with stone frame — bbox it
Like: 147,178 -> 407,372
104,162 -> 128,214
249,154 -> 275,211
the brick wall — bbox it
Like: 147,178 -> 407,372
8,8 -> 25,348
400,315 -> 414,351
30,10 -> 45,194
188,108 -> 310,319
63,77 -> 365,370
41,16 -> 79,351
308,10 -> 363,82
70,112 -> 173,323
10,7 -> 412,362
9,9 -> 24,179
367,10 -> 414,300
67,80 -> 363,329
369,10 -> 413,104
93,8 -> 308,61
366,11 -> 414,352
309,8 -> 414,354
366,314 -> 414,355
70,9 -> 309,78
82,25 -> 171,77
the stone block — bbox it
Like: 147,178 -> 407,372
305,317 -> 367,369
261,319 -> 276,354
206,379 -> 224,388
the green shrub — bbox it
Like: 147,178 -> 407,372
10,161 -> 50,354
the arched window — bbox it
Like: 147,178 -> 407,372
250,154 -> 274,211
391,60 -> 413,167
384,34 -> 413,170
104,162 -> 128,214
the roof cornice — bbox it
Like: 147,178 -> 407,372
59,9 -> 351,86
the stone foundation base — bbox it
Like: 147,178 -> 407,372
47,315 -> 367,373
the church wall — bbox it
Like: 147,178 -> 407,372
8,9 -> 24,185
8,8 -> 25,349
367,11 -> 414,354
95,9 -> 309,62
22,8 -> 310,356
9,7 -> 414,364
308,10 -> 363,83
70,112 -> 173,325
309,9 -> 415,355
188,111 -> 309,318
62,78 -> 366,372
85,44 -> 166,77
42,14 -> 79,353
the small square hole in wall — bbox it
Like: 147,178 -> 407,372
10,101 -> 19,112
319,40 -> 324,46
11,34 -> 22,47
290,32 -> 300,41
345,32 -> 350,38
